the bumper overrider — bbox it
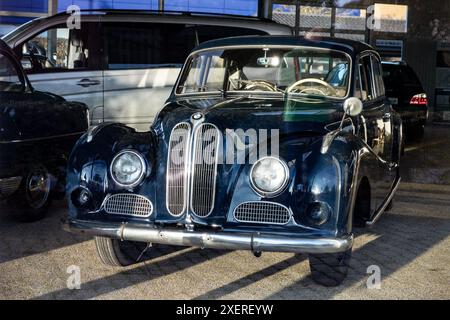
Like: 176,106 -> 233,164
64,219 -> 353,254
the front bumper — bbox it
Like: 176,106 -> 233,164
64,219 -> 353,254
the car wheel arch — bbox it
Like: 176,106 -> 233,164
352,176 -> 372,228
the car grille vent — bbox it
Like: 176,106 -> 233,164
104,194 -> 153,217
234,201 -> 291,225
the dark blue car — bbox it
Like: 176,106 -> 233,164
65,36 -> 403,286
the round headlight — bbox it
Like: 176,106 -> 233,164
250,157 -> 289,197
110,150 -> 146,187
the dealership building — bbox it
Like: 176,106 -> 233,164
0,0 -> 449,119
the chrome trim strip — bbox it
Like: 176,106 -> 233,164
166,122 -> 191,216
233,201 -> 292,225
0,131 -> 85,144
366,176 -> 401,227
332,156 -> 342,223
65,219 -> 354,254
189,123 -> 221,217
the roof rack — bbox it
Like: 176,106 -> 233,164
53,9 -> 273,22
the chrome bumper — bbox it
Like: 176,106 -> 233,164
64,219 -> 353,254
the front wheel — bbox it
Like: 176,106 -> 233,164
95,237 -> 151,267
8,165 -> 52,222
309,249 -> 352,286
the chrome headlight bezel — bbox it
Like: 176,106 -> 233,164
110,150 -> 146,188
249,156 -> 290,198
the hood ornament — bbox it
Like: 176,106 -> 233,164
191,112 -> 203,121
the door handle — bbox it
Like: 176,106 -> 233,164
77,78 -> 101,87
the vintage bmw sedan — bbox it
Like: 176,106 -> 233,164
65,36 -> 402,286
0,39 -> 89,221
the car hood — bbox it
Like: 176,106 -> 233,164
153,95 -> 344,136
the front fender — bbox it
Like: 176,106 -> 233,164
292,133 -> 360,235
66,123 -> 156,218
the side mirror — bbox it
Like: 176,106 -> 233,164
343,97 -> 363,116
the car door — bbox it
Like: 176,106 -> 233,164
356,53 -> 395,213
101,22 -> 196,132
17,21 -> 103,125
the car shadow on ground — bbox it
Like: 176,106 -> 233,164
32,246 -> 232,299
264,212 -> 449,299
30,209 -> 449,300
190,211 -> 449,299
0,200 -> 89,264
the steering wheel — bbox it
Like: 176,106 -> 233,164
236,79 -> 279,92
286,78 -> 336,96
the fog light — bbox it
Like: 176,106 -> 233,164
79,189 -> 91,205
306,202 -> 331,226
71,187 -> 93,210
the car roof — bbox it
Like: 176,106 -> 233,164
2,10 -> 292,45
194,35 -> 375,56
55,9 -> 274,21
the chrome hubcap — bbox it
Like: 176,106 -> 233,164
26,168 -> 51,209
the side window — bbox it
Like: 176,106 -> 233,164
371,55 -> 385,97
103,23 -> 196,70
21,23 -> 98,73
356,55 -> 374,102
0,52 -> 24,92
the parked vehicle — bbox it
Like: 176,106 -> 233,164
64,36 -> 402,286
2,10 -> 292,131
382,61 -> 428,140
0,39 -> 88,221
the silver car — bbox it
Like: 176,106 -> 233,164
2,10 -> 292,131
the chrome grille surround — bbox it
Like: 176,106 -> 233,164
166,122 -> 191,216
104,193 -> 153,217
0,176 -> 22,198
233,201 -> 291,225
190,123 -> 221,217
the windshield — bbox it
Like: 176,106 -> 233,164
177,47 -> 350,98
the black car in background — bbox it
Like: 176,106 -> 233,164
0,39 -> 89,221
382,61 -> 428,140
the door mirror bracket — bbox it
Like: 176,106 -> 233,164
321,97 -> 363,154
